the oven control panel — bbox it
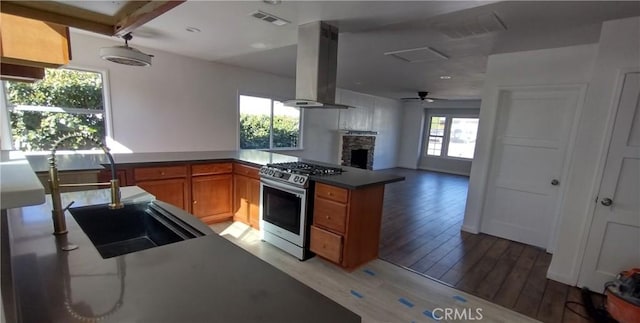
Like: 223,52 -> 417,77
259,166 -> 309,187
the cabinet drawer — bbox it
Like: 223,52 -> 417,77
233,163 -> 260,179
315,182 -> 348,203
314,197 -> 347,234
192,163 -> 232,176
310,226 -> 342,263
134,165 -> 187,181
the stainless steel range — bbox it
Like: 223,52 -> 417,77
259,162 -> 342,260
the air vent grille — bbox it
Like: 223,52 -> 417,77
433,12 -> 507,39
250,10 -> 290,26
384,46 -> 449,63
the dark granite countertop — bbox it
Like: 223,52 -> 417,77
25,150 -> 404,189
2,187 -> 360,323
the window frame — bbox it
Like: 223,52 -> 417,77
1,65 -> 114,154
422,111 -> 479,161
237,92 -> 304,151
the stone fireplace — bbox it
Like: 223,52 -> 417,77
340,135 -> 375,170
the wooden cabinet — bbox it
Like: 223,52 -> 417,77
233,163 -> 261,229
191,163 -> 233,223
134,165 -> 189,211
310,182 -> 385,270
1,13 -> 70,68
97,169 -> 128,186
137,178 -> 188,210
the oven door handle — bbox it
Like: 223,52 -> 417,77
260,178 -> 306,196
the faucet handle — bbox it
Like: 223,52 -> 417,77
63,201 -> 75,212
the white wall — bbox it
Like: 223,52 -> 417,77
396,100 -> 481,171
69,33 -> 402,168
463,43 -> 598,236
283,89 -> 403,170
549,16 -> 640,285
70,32 -> 295,153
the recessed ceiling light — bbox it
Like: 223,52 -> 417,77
263,0 -> 282,4
440,75 -> 452,80
185,27 -> 201,33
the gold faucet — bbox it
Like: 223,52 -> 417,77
49,134 -> 124,235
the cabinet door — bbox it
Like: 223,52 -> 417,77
248,178 -> 261,229
192,174 -> 232,223
233,175 -> 250,224
137,178 -> 188,210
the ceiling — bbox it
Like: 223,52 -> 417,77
71,1 -> 640,100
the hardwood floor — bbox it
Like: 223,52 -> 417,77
376,168 -> 603,323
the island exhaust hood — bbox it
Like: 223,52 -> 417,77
283,22 -> 352,109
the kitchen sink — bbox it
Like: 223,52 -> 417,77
69,201 -> 205,259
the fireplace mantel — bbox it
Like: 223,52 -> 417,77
338,130 -> 378,136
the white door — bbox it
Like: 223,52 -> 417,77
481,85 -> 583,249
578,72 -> 640,290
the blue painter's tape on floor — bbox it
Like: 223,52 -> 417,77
423,310 -> 435,319
453,295 -> 467,302
350,290 -> 364,299
363,269 -> 376,276
398,297 -> 414,308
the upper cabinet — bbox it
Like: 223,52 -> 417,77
0,13 -> 71,68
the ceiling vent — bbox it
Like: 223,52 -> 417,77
433,12 -> 507,39
250,10 -> 290,26
384,46 -> 449,63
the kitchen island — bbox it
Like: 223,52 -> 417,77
1,186 -> 361,323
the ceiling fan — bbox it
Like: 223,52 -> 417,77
401,91 -> 445,103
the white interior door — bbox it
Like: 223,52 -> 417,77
579,72 -> 640,290
481,85 -> 583,249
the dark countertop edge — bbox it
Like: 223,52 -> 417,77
311,175 -> 406,190
29,151 -> 405,189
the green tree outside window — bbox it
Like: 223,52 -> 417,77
5,68 -> 106,151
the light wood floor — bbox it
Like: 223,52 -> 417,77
211,221 -> 538,323
376,168 -> 598,323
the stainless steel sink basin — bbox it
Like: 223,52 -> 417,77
69,201 -> 205,258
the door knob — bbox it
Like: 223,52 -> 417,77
600,198 -> 613,206
551,179 -> 560,186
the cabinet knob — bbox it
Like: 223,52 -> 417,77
326,216 -> 330,219
160,171 -> 165,176
193,200 -> 197,204
328,192 -> 333,196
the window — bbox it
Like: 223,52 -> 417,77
2,68 -> 107,151
239,94 -> 301,149
424,115 -> 479,159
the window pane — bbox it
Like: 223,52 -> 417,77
5,68 -> 106,151
10,110 -> 105,151
272,101 -> 300,148
429,116 -> 446,136
446,118 -> 479,159
426,136 -> 443,156
239,95 -> 271,149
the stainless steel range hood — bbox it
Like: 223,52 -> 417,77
283,22 -> 352,109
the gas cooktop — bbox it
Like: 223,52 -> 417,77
259,162 -> 343,187
267,162 -> 343,176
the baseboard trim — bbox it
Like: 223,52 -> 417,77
461,224 -> 479,234
418,166 -> 470,177
546,270 -> 577,286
